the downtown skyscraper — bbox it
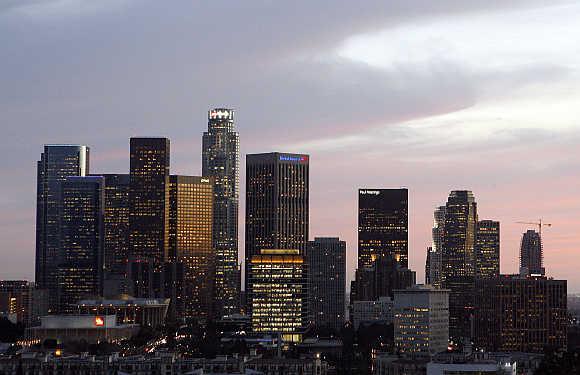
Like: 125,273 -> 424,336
520,229 -> 545,276
307,237 -> 346,332
358,188 -> 408,269
36,144 -> 90,311
426,206 -> 446,287
441,190 -> 478,343
96,173 -> 130,297
351,188 -> 412,303
202,108 -> 240,316
475,220 -> 500,278
441,190 -> 478,281
168,175 -> 214,320
129,138 -> 170,268
245,152 -> 309,313
57,176 -> 105,311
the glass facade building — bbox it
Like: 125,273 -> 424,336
202,108 -> 240,316
358,189 -> 408,269
57,176 -> 105,312
249,249 -> 307,343
245,152 -> 309,293
129,138 -> 170,270
441,191 -> 477,282
426,206 -> 446,288
519,230 -> 545,276
475,220 -> 500,278
307,237 -> 346,332
440,191 -> 477,344
168,175 -> 214,321
36,145 -> 90,311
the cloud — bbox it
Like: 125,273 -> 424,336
1,0 -> 580,288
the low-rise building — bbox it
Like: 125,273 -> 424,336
24,315 -> 138,345
76,297 -> 169,328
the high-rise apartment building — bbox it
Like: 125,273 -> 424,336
474,275 -> 567,353
519,230 -> 544,276
394,285 -> 450,356
358,189 -> 408,269
245,152 -> 309,292
129,137 -> 170,271
57,176 -> 105,311
475,220 -> 500,278
168,175 -> 214,320
36,145 -> 90,311
202,108 -> 240,317
249,249 -> 307,343
307,237 -> 346,332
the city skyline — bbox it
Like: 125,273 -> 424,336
2,1 -> 580,292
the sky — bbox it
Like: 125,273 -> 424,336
1,0 -> 580,290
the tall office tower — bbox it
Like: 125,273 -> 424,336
94,174 -> 130,296
36,144 -> 90,311
245,152 -> 309,292
307,237 -> 346,332
441,191 -> 477,282
519,230 -> 544,276
249,249 -> 307,343
168,175 -> 214,321
428,206 -> 446,288
202,108 -> 240,317
129,138 -> 170,272
475,220 -> 500,278
358,189 -> 408,269
58,176 -> 105,311
394,285 -> 450,356
441,191 -> 477,345
474,276 -> 567,353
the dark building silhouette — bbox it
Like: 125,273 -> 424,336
519,230 -> 544,276
128,137 -> 170,297
358,189 -> 408,269
0,281 -> 48,326
101,174 -> 130,277
307,237 -> 346,332
245,152 -> 309,293
36,144 -> 89,311
441,191 -> 477,344
168,175 -> 214,321
474,275 -> 567,353
351,254 -> 416,302
475,220 -> 500,278
57,176 -> 104,311
94,174 -> 130,297
202,108 -> 241,317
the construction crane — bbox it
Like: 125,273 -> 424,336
516,219 -> 552,238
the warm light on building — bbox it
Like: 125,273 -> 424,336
249,249 -> 307,343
